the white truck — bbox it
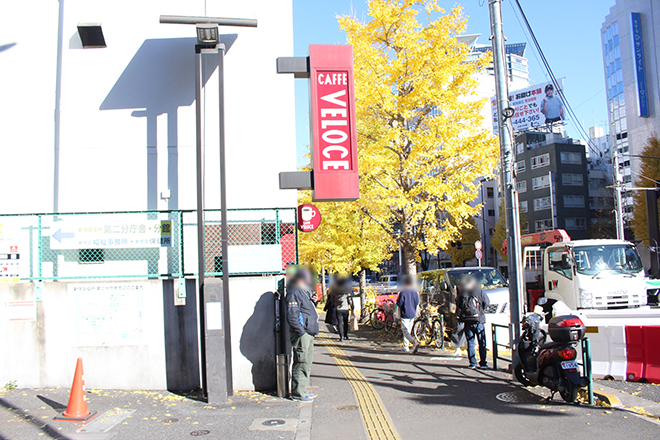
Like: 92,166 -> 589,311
505,230 -> 660,382
507,231 -> 648,311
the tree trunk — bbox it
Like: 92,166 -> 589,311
359,269 -> 368,322
404,243 -> 417,276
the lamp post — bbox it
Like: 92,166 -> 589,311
161,15 -> 257,403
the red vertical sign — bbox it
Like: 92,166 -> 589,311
309,45 -> 359,201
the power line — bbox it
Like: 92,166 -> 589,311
512,0 -> 600,158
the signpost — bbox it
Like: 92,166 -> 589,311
475,240 -> 483,267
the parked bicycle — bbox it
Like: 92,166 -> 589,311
413,300 -> 445,348
370,299 -> 396,331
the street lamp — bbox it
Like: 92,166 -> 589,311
160,14 -> 257,404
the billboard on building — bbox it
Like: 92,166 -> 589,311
491,79 -> 566,134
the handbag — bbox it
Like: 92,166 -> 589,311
350,313 -> 360,331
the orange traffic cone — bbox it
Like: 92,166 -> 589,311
54,358 -> 97,422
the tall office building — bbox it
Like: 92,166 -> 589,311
601,0 -> 660,222
514,132 -> 591,240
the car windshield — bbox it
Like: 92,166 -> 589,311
573,244 -> 643,275
447,269 -> 507,290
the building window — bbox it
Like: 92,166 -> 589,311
516,143 -> 524,154
531,153 -> 550,170
516,160 -> 526,173
564,195 -> 585,208
487,209 -> 495,217
517,180 -> 527,193
521,222 -> 530,234
488,228 -> 494,236
565,218 -> 587,230
520,200 -> 528,213
562,173 -> 583,186
535,219 -> 553,232
533,197 -> 552,211
532,175 -> 550,190
487,187 -> 494,198
560,151 -> 582,164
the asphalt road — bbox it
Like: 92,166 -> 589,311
313,323 -> 660,440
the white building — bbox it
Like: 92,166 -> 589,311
0,0 -> 297,393
601,0 -> 660,222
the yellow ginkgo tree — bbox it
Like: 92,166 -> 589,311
339,0 -> 499,275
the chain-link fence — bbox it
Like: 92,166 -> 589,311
0,208 -> 297,282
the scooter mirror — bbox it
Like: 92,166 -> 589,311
537,297 -> 548,306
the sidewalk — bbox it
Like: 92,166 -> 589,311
2,321 -> 660,439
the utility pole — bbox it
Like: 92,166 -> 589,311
613,150 -> 625,239
488,0 -> 524,364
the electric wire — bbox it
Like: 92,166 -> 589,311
512,0 -> 600,158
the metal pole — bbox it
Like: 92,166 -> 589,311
194,48 -> 208,396
614,151 -> 625,239
218,45 -> 233,396
481,181 -> 487,266
492,324 -> 498,371
489,0 -> 524,366
54,0 -> 65,214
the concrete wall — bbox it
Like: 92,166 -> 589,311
0,280 -> 168,389
0,276 -> 282,392
232,276 -> 279,391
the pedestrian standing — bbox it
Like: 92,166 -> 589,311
285,268 -> 319,402
396,275 -> 420,354
323,295 -> 338,333
456,275 -> 490,369
330,276 -> 354,341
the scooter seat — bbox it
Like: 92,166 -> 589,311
540,341 -> 560,350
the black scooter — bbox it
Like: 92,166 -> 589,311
514,298 -> 589,403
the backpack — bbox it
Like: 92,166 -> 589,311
460,294 -> 481,320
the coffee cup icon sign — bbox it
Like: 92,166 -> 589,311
297,204 -> 322,233
301,207 -> 316,222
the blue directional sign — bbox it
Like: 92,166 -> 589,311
51,228 -> 75,243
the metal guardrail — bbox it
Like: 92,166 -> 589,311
491,323 -> 512,370
579,337 -> 594,405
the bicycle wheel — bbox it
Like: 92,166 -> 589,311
371,310 -> 385,330
432,319 -> 445,349
413,320 -> 433,346
385,317 -> 398,334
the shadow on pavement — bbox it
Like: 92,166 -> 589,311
36,395 -> 67,412
0,398 -> 71,440
318,324 -> 571,419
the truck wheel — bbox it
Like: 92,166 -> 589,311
514,364 -> 533,387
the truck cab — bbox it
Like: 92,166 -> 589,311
543,240 -> 647,310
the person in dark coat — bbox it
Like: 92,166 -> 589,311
324,294 -> 338,332
285,268 -> 319,402
330,276 -> 354,341
456,275 -> 490,369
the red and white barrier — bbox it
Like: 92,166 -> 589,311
576,309 -> 660,384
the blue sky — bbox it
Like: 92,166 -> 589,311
292,0 -> 614,167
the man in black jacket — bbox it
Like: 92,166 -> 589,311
285,269 -> 319,402
457,275 -> 490,369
